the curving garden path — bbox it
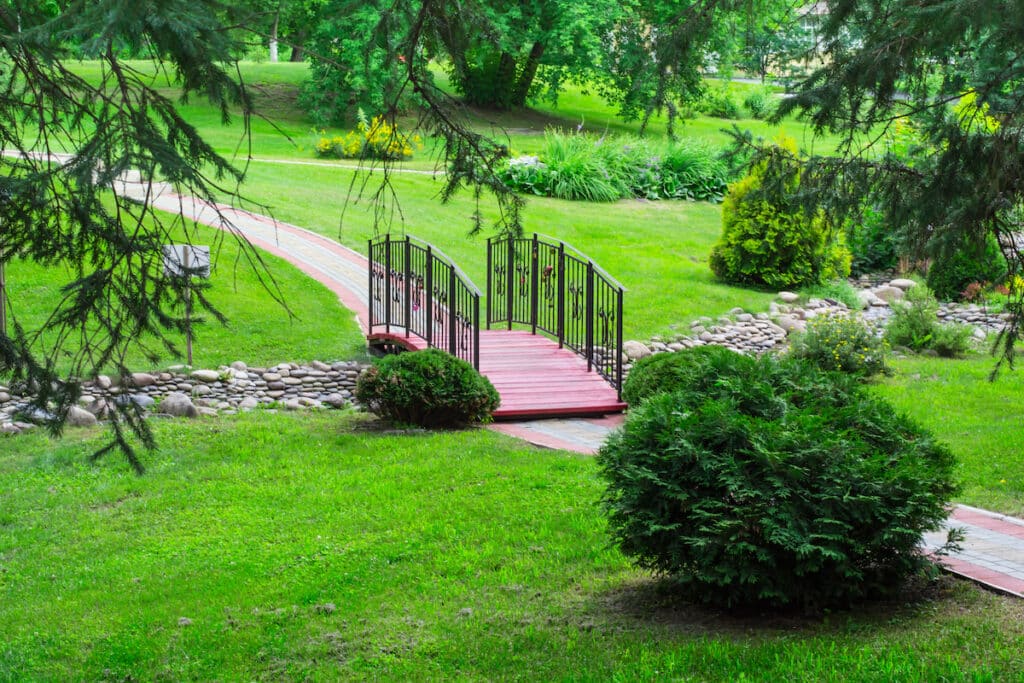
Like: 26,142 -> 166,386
117,174 -> 1024,599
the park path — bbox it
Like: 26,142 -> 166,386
117,175 -> 1024,600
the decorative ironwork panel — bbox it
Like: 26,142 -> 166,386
368,235 -> 481,368
486,233 -> 625,395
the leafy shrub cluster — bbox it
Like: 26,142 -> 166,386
355,349 -> 499,427
925,234 -> 1007,301
742,88 -> 776,120
848,204 -> 901,276
709,137 -> 851,288
315,112 -> 422,161
621,345 -> 740,407
699,85 -> 743,119
790,314 -> 888,377
500,131 -> 730,203
600,348 -> 958,610
885,284 -> 974,357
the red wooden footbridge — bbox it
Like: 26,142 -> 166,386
367,234 -> 627,419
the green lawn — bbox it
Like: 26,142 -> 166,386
873,353 -> 1024,517
2,412 -> 1023,680
6,218 -> 367,372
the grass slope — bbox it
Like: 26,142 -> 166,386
6,218 -> 366,371
1,412 -> 1023,680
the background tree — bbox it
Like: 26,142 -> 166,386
750,0 -> 1024,368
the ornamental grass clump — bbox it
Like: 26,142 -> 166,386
355,349 -> 499,428
598,350 -> 958,610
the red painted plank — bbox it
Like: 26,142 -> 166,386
366,327 -> 625,420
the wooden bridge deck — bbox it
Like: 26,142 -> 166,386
367,328 -> 626,420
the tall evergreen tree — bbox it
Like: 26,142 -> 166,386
748,0 -> 1024,368
0,0 -> 266,470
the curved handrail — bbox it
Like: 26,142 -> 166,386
371,233 -> 482,295
531,233 -> 627,292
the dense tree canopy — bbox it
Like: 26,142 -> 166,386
751,0 -> 1024,367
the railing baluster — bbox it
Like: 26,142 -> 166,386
586,261 -> 594,373
403,238 -> 411,338
449,266 -> 457,356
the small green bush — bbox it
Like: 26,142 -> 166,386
622,345 -> 751,406
709,137 -> 851,289
885,285 -> 939,351
355,349 -> 500,427
700,85 -> 743,119
926,234 -> 1007,301
884,285 -> 974,357
743,89 -> 775,119
790,314 -> 888,377
930,322 -> 976,358
598,355 -> 958,610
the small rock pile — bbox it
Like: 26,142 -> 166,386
1,360 -> 369,436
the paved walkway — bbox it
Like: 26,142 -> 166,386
120,176 -> 1024,599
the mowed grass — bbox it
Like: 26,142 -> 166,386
5,217 -> 366,372
228,163 -> 776,340
2,411 -> 1024,680
873,353 -> 1024,517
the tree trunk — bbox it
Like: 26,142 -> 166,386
512,41 -> 545,107
289,29 -> 307,62
269,10 -> 279,62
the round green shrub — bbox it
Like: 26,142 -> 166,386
355,349 -> 500,427
925,234 -> 1007,301
709,139 -> 851,289
598,355 -> 958,610
622,345 -> 753,407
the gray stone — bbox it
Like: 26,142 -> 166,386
130,394 -> 156,409
197,407 -> 219,417
96,375 -> 112,390
310,360 -> 332,372
778,291 -> 800,304
735,313 -> 754,323
238,396 -> 259,411
774,315 -> 806,334
66,405 -> 98,427
130,372 -> 156,387
873,286 -> 905,303
262,372 -> 281,382
230,360 -> 248,372
192,385 -> 212,397
160,392 -> 198,418
191,369 -> 220,383
889,278 -> 917,290
622,340 -> 652,360
0,392 -> 9,403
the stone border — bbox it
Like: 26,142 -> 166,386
1,360 -> 369,435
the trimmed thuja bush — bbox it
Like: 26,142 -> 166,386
598,349 -> 958,610
709,136 -> 851,289
355,349 -> 500,427
622,345 -> 746,406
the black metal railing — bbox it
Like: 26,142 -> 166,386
368,234 -> 481,368
487,233 -> 625,394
